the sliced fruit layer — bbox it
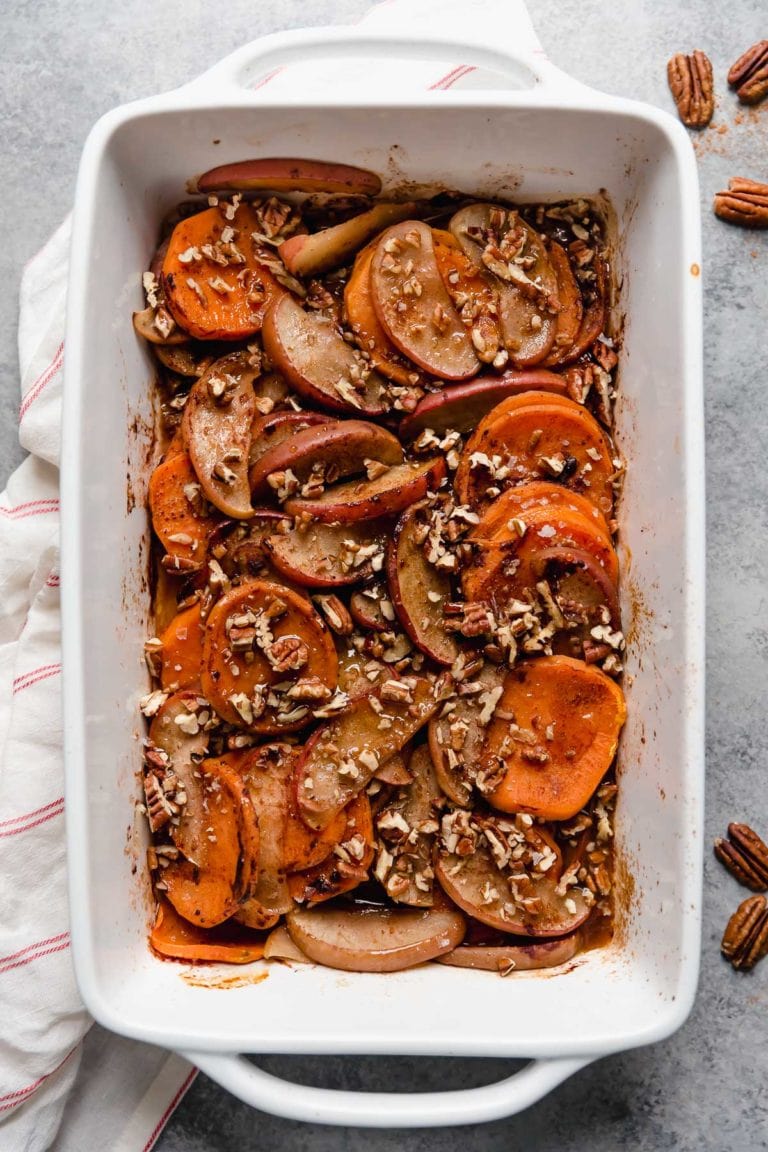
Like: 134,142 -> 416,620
285,457 -> 445,524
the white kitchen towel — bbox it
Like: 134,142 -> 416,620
0,1 -> 530,1147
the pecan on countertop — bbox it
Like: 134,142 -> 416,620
667,50 -> 714,128
713,178 -> 768,228
728,40 -> 768,105
721,895 -> 768,971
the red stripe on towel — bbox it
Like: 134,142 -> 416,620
20,342 -> 64,418
141,1068 -> 199,1152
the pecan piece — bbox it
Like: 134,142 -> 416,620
667,50 -> 714,128
713,177 -> 768,229
714,837 -> 767,891
267,635 -> 309,672
728,40 -> 768,105
722,895 -> 768,970
725,822 -> 768,886
314,594 -> 353,636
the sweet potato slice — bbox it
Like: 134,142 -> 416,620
371,221 -> 479,380
161,754 -> 259,928
286,895 -> 465,972
288,792 -> 374,906
398,370 -> 567,440
162,204 -> 287,341
237,743 -> 297,926
249,411 -> 331,471
437,933 -> 579,972
462,503 -> 619,605
454,394 -> 615,514
149,452 -> 218,572
265,519 -> 387,588
159,603 -> 204,692
541,240 -> 583,366
262,293 -> 390,416
449,203 -> 559,367
435,819 -> 589,937
428,661 -> 501,806
559,252 -> 608,366
250,419 -> 403,499
201,580 -> 337,733
280,202 -> 418,278
284,457 -> 446,524
469,480 -> 612,545
484,656 -> 626,820
344,244 -> 420,387
283,785 -> 348,874
296,675 -> 444,829
372,746 -> 440,907
148,690 -> 210,867
182,350 -> 258,518
197,158 -> 382,197
387,501 -> 459,666
150,898 -> 267,965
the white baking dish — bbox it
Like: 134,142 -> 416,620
61,0 -> 705,1127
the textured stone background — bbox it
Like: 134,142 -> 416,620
2,0 -> 767,1148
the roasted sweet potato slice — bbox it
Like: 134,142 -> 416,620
541,240 -> 583,366
462,503 -> 619,605
262,293 -> 390,416
161,203 -> 286,340
454,393 -> 615,514
197,157 -> 382,197
161,754 -> 259,928
449,203 -> 559,367
286,894 -> 465,972
345,244 -> 420,387
398,369 -> 567,440
250,419 -> 403,499
150,898 -> 267,964
387,501 -> 459,666
159,603 -> 204,692
296,675 -> 443,829
265,518 -> 387,588
435,818 -> 589,937
560,252 -> 608,366
249,411 -> 332,471
149,451 -> 218,572
182,350 -> 258,519
370,221 -> 479,380
428,661 -> 501,806
201,580 -> 338,733
284,457 -> 446,524
238,743 -> 297,926
283,783 -> 348,874
483,656 -> 626,820
280,202 -> 418,278
437,932 -> 579,972
469,479 -> 612,545
372,745 -> 440,907
288,792 -> 374,906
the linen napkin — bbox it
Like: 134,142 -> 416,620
0,0 -> 529,1146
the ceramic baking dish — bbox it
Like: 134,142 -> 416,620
61,0 -> 705,1127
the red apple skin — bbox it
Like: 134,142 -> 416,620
398,370 -> 568,440
196,157 -> 382,197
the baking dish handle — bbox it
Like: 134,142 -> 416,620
179,1050 -> 594,1127
177,0 -> 590,100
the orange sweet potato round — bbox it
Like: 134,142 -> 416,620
150,899 -> 267,964
148,451 -> 219,572
159,603 -> 204,692
345,243 -> 420,387
483,656 -> 626,820
469,479 -> 612,545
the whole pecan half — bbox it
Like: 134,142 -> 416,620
722,895 -> 768,970
728,40 -> 768,105
713,177 -> 768,228
714,821 -> 768,889
667,50 -> 714,128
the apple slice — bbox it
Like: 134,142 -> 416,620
262,293 -> 390,416
285,457 -> 446,524
541,240 -> 583,366
285,897 -> 465,972
399,369 -> 568,440
558,252 -> 608,366
387,501 -> 459,666
532,546 -> 621,631
182,350 -> 257,519
279,202 -> 418,278
133,305 -> 188,346
197,157 -> 382,197
154,343 -> 218,378
249,411 -> 331,470
374,751 -> 413,786
296,675 -> 444,829
250,419 -> 404,499
263,924 -> 312,964
147,690 -> 209,867
372,746 -> 440,907
437,933 -> 579,972
238,744 -> 296,926
371,221 -> 479,380
435,825 -> 590,937
264,519 -> 387,588
345,243 -> 421,387
428,661 -> 501,807
349,583 -> 395,632
449,204 -> 559,367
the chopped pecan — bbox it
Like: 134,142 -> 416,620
728,40 -> 768,105
667,50 -> 714,128
314,594 -> 353,636
713,178 -> 768,229
267,635 -> 309,672
721,895 -> 768,970
144,772 -> 176,832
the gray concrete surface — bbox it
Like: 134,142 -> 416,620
3,0 -> 767,1148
